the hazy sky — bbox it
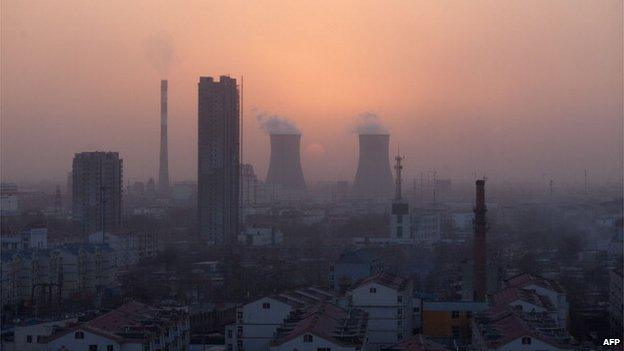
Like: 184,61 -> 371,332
1,0 -> 622,185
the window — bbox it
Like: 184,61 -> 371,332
397,295 -> 403,303
262,302 -> 271,309
451,311 -> 460,319
522,337 -> 532,345
107,346 -> 114,351
452,326 -> 460,339
89,346 -> 98,351
75,331 -> 85,339
317,348 -> 331,351
37,336 -> 45,343
237,311 -> 243,319
228,330 -> 233,338
398,333 -> 403,340
228,344 -> 233,351
303,334 -> 313,343
26,335 -> 33,343
398,308 -> 403,316
369,287 -> 377,293
466,311 -> 472,319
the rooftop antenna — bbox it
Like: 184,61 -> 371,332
394,148 -> 404,200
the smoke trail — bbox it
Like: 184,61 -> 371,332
143,32 -> 174,78
352,112 -> 388,134
256,110 -> 300,134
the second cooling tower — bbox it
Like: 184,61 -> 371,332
265,134 -> 307,191
352,134 -> 394,199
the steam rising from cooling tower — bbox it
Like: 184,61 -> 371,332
352,112 -> 388,134
257,112 -> 300,134
257,112 -> 306,191
352,113 -> 394,199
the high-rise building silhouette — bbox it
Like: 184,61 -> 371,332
197,76 -> 240,245
158,80 -> 170,195
72,151 -> 123,235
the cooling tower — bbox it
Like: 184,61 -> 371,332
265,134 -> 306,191
352,134 -> 394,199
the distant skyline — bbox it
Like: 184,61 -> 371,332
1,0 -> 622,184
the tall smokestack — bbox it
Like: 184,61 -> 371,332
265,133 -> 306,191
159,80 -> 170,194
473,179 -> 487,302
352,134 -> 394,199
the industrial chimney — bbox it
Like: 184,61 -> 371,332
158,80 -> 170,195
352,134 -> 394,199
265,134 -> 306,191
473,179 -> 487,302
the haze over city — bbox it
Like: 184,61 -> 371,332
1,1 -> 624,350
2,0 -> 622,184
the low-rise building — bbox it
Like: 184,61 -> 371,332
502,273 -> 568,328
269,303 -> 368,351
381,335 -> 448,351
225,287 -> 335,351
329,249 -> 379,292
348,272 -> 414,349
12,301 -> 189,351
472,309 -> 574,351
471,273 -> 575,351
421,301 -> 487,343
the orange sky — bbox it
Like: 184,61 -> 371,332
1,0 -> 622,184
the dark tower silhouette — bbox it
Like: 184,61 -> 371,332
158,80 -> 170,195
197,76 -> 240,245
352,134 -> 394,199
265,133 -> 306,191
72,152 -> 122,235
473,179 -> 487,302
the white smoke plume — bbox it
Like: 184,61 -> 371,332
256,110 -> 300,134
352,112 -> 388,134
143,32 -> 174,78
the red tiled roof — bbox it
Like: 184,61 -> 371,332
491,287 -> 554,312
46,301 -> 184,344
351,272 -> 409,291
385,335 -> 448,351
504,273 -> 563,293
271,303 -> 367,348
